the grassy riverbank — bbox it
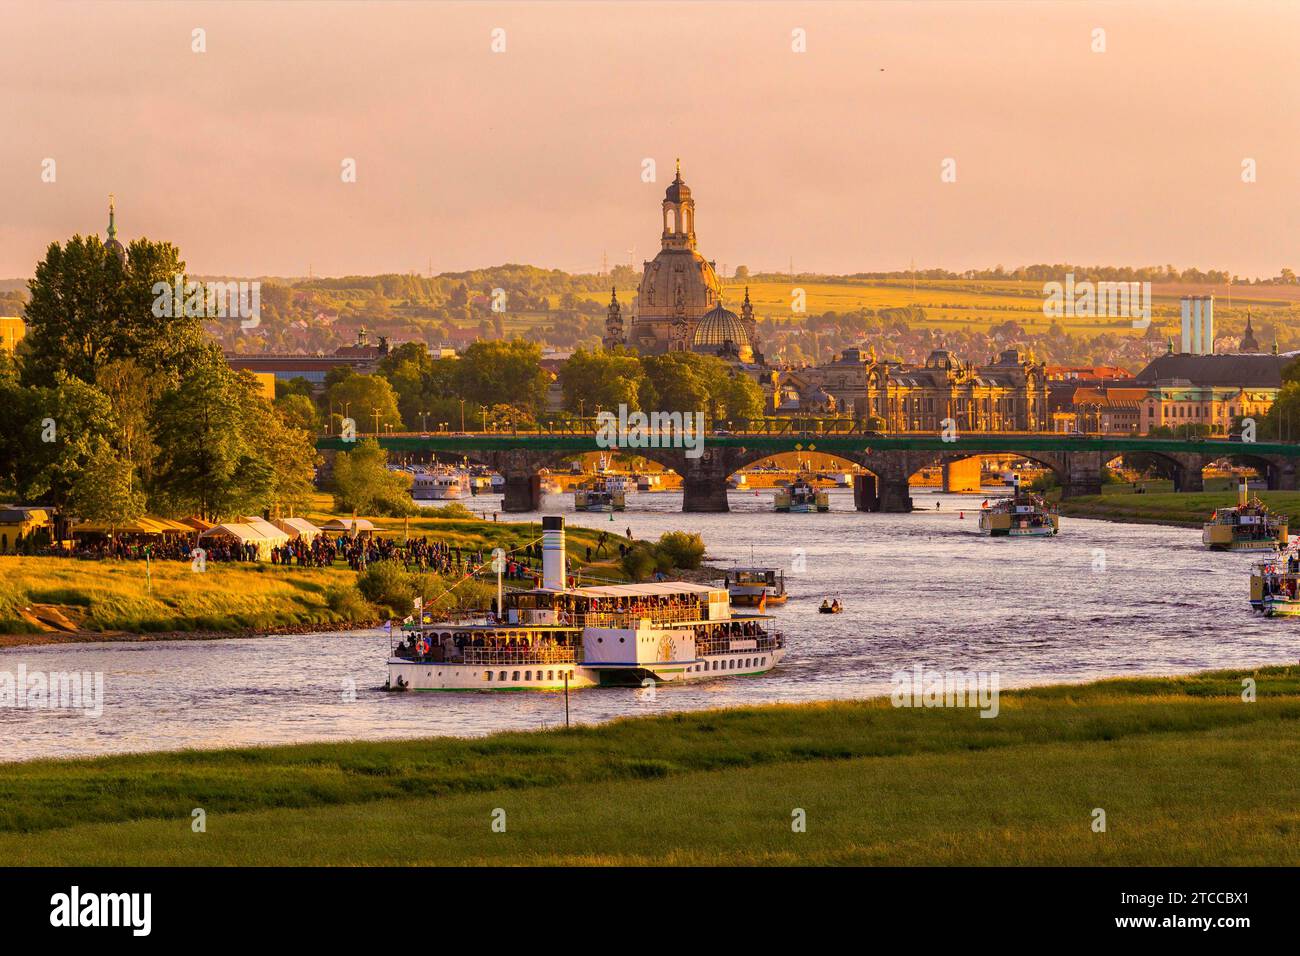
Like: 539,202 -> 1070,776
4,667 -> 1299,865
0,515 -> 630,641
1056,489 -> 1300,528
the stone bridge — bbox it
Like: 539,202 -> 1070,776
316,431 -> 1300,513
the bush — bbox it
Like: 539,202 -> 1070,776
326,584 -> 373,622
655,531 -> 705,570
620,543 -> 659,582
421,502 -> 476,520
356,562 -> 416,617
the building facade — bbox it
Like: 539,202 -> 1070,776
783,346 -> 1050,431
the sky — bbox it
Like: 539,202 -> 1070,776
2,0 -> 1298,279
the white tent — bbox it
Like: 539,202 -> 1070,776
198,521 -> 288,561
320,518 -> 376,536
273,517 -> 323,542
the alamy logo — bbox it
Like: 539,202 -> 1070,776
1042,273 -> 1151,328
595,404 -> 706,459
890,664 -> 1000,718
151,275 -> 261,329
50,886 -> 151,936
1,665 -> 103,717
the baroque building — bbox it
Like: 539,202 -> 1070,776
607,162 -> 760,361
784,347 -> 1050,431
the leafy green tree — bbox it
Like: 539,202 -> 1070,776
21,234 -> 205,388
331,439 -> 415,515
20,373 -> 118,508
248,401 -> 320,517
326,374 -> 404,435
150,365 -> 273,520
455,340 -> 551,413
275,393 -> 320,435
69,439 -> 146,532
559,348 -> 645,414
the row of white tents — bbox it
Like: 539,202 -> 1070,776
197,516 -> 378,561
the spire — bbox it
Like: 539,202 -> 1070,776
104,193 -> 126,263
107,193 -> 117,240
675,157 -> 681,181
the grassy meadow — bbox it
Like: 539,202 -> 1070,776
0,505 -> 631,640
3,667 -> 1299,865
1057,486 -> 1300,528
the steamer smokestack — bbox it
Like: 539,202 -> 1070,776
542,515 -> 566,590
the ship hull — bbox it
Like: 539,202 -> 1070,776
388,646 -> 785,691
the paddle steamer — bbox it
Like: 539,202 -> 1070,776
1204,480 -> 1288,552
387,517 -> 785,691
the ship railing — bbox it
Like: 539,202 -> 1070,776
460,646 -> 578,665
566,606 -> 705,629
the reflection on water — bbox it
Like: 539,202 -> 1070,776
4,488 -> 1298,762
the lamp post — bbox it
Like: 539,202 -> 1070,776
459,399 -> 466,433
419,411 -> 429,434
372,408 -> 381,437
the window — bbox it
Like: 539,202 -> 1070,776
484,671 -> 491,681
499,671 -> 507,682
512,671 -> 520,681
525,671 -> 532,681
547,670 -> 554,680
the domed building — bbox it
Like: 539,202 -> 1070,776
692,300 -> 754,364
611,162 -> 759,361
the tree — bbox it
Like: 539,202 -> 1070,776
19,373 -> 118,508
455,340 -> 551,413
331,439 -> 415,515
21,234 -> 205,388
326,374 -> 404,434
248,400 -> 320,517
69,439 -> 146,533
559,348 -> 645,414
150,364 -> 273,521
275,393 -> 320,435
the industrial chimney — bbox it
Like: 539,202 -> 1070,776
542,515 -> 566,590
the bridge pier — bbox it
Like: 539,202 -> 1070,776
876,477 -> 914,513
1173,468 -> 1204,493
501,473 -> 542,512
681,473 -> 730,512
853,474 -> 878,511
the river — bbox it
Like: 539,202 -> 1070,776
3,487 -> 1297,762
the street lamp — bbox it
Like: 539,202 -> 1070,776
459,399 -> 466,433
372,408 -> 381,437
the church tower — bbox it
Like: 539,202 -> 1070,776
661,159 -> 696,252
104,194 -> 126,264
603,286 -> 625,349
1240,311 -> 1260,352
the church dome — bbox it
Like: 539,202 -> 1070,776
692,303 -> 753,363
665,171 -> 691,204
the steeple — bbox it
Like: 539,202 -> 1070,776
104,193 -> 126,264
1240,310 -> 1260,352
603,285 -> 625,349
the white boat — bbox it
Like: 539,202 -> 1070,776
412,468 -> 466,501
386,516 -> 786,691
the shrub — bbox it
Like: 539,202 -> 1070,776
356,562 -> 416,617
620,543 -> 659,582
655,531 -> 705,570
326,583 -> 373,622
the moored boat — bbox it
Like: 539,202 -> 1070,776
386,516 -> 785,691
411,467 -> 467,501
1204,480 -> 1287,552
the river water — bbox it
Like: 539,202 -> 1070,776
4,487 -> 1297,762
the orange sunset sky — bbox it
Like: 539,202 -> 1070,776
1,0 -> 1297,279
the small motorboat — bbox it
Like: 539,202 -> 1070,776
818,600 -> 843,615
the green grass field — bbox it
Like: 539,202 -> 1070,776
4,667 -> 1298,865
0,508 -> 630,638
1058,488 -> 1300,528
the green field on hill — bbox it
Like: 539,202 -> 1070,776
4,667 -> 1298,865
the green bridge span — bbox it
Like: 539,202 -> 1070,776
315,428 -> 1300,513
